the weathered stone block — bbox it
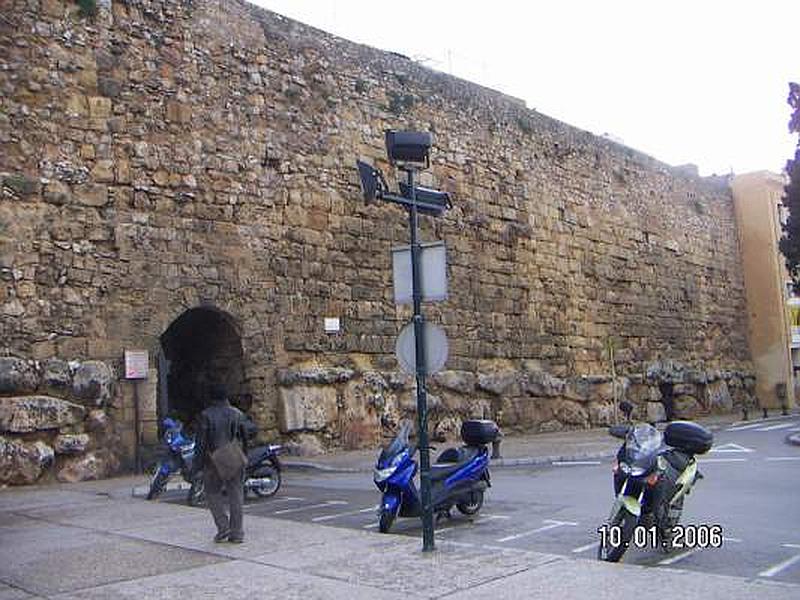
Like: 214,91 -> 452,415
477,370 -> 520,396
54,433 -> 90,454
554,400 -> 589,427
0,437 -> 54,485
71,361 -> 115,406
646,401 -> 667,423
56,451 -> 115,483
523,370 -> 565,397
705,380 -> 733,413
588,401 -> 616,426
41,358 -> 72,395
673,395 -> 700,419
0,396 -> 85,432
277,366 -> 355,386
0,357 -> 39,395
74,183 -> 109,207
278,386 -> 338,432
433,370 -> 476,395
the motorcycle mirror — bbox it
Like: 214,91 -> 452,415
609,424 -> 631,439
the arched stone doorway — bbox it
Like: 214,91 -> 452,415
158,307 -> 250,428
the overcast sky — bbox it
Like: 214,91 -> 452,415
253,0 -> 799,176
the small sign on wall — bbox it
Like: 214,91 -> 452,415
324,317 -> 341,333
124,350 -> 149,380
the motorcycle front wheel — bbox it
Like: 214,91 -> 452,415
598,510 -> 637,562
251,460 -> 281,498
379,507 -> 397,533
146,468 -> 169,500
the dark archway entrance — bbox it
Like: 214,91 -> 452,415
158,307 -> 250,428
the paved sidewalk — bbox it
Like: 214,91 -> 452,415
2,412 -> 798,599
2,472 -> 797,599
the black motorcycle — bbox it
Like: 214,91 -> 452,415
189,439 -> 283,505
597,402 -> 713,562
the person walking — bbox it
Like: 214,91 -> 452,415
193,383 -> 248,543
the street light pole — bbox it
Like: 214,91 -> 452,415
406,166 -> 435,552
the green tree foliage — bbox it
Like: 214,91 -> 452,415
778,82 -> 800,289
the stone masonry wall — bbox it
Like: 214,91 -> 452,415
1,0 -> 753,479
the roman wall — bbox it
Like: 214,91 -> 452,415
0,0 -> 754,483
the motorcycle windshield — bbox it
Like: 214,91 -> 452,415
623,424 -> 662,471
378,421 -> 411,465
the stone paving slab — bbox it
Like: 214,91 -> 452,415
14,497 -> 198,533
452,554 -> 799,600
50,560 -> 408,600
0,518 -> 225,597
120,509 -> 371,560
0,583 -> 38,600
268,534 -> 563,598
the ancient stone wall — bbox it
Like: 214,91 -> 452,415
1,0 -> 754,480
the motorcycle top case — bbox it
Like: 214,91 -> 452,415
460,419 -> 500,447
664,421 -> 713,455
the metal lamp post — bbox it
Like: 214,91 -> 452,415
356,130 -> 451,552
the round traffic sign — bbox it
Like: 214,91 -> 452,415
395,321 -> 448,376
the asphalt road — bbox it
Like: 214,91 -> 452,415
164,415 -> 800,584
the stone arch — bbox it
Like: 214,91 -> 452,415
158,306 -> 250,427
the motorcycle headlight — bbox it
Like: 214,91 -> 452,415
373,466 -> 396,483
629,466 -> 647,477
619,461 -> 631,475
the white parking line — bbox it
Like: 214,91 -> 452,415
273,496 -> 305,502
571,541 -> 599,554
659,548 -> 701,565
552,461 -> 602,466
758,550 -> 800,577
311,505 -> 379,522
441,540 -> 476,548
723,537 -> 743,543
363,522 -> 379,529
497,519 -> 578,543
789,427 -> 800,432
726,423 -> 766,432
765,457 -> 800,462
274,500 -> 347,515
756,423 -> 796,432
472,515 -> 511,526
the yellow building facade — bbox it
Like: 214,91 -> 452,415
732,172 -> 796,409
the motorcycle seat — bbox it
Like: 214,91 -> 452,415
436,445 -> 481,465
430,462 -> 465,482
247,446 -> 271,465
430,446 -> 484,482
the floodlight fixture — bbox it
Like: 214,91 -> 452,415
356,160 -> 388,203
385,130 -> 431,168
398,181 -> 451,214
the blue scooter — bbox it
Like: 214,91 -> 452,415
373,419 -> 499,533
147,417 -> 200,503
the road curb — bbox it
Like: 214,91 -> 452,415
282,450 -> 617,474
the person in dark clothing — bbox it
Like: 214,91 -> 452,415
193,383 -> 248,543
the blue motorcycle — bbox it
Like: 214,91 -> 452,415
147,417 -> 200,503
147,417 -> 283,505
373,419 -> 499,533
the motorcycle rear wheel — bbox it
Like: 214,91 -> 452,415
251,460 -> 281,498
456,490 -> 484,515
146,469 -> 168,501
598,510 -> 637,562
